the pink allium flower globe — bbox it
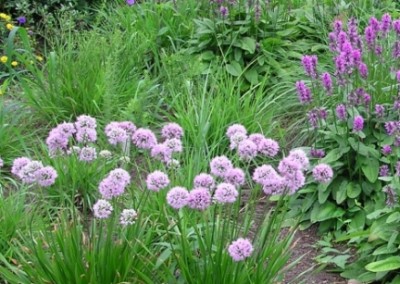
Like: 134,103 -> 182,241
312,164 -> 334,183
228,238 -> 254,261
210,156 -> 233,177
120,209 -> 138,226
93,199 -> 113,219
187,187 -> 212,210
146,171 -> 170,192
167,187 -> 189,209
193,173 -> 215,190
214,183 -> 239,203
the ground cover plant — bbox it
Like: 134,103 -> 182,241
1,0 -> 400,283
289,12 -> 400,283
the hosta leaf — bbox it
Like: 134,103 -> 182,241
361,158 -> 379,183
365,256 -> 400,272
347,182 -> 362,199
311,202 -> 345,222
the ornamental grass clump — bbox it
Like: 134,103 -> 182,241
290,13 -> 400,283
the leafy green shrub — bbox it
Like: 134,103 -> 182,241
287,13 -> 400,282
188,0 -> 332,88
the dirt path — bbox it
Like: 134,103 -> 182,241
283,226 -> 346,284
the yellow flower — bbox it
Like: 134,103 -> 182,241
0,13 -> 7,20
6,23 -> 13,30
0,56 -> 8,64
36,55 -> 44,62
0,89 -> 3,96
11,61 -> 18,67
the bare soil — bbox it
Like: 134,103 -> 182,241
283,226 -> 346,284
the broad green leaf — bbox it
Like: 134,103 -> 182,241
335,180 -> 348,204
365,256 -> 400,272
318,184 -> 330,204
361,158 -> 379,183
240,37 -> 256,54
321,148 -> 345,164
311,202 -> 345,222
386,212 -> 400,223
244,69 -> 258,85
347,182 -> 362,199
225,61 -> 242,77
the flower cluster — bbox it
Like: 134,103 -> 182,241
226,124 -> 279,160
11,157 -> 57,187
99,168 -> 131,199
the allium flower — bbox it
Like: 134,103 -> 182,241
151,144 -> 172,162
93,199 -> 113,219
375,104 -> 385,118
262,174 -> 286,195
253,165 -> 279,185
353,115 -> 364,132
161,123 -> 184,140
278,157 -> 302,177
310,148 -> 325,158
19,161 -> 43,184
35,166 -> 58,187
132,128 -> 157,150
226,124 -> 247,138
229,132 -> 247,150
194,173 -> 215,190
99,168 -> 130,199
146,171 -> 170,192
167,187 -> 189,209
312,164 -> 334,183
57,122 -> 76,137
214,183 -> 238,203
105,125 -> 128,145
120,209 -> 138,226
258,138 -> 279,157
126,0 -> 135,5
75,115 -> 96,130
397,70 -> 400,83
79,146 -> 97,162
335,104 -> 347,121
166,159 -> 180,169
301,55 -> 318,79
187,187 -> 212,210
46,128 -> 69,154
163,138 -> 183,153
11,157 -> 31,176
321,72 -> 332,94
224,168 -> 245,187
288,149 -> 309,170
228,238 -> 253,262
382,145 -> 392,156
210,156 -> 233,177
248,133 -> 265,148
295,81 -> 312,104
379,165 -> 390,177
237,139 -> 258,160
284,170 -> 305,193
118,121 -> 137,134
76,128 -> 97,143
99,150 -> 112,159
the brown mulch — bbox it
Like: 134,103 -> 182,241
283,226 -> 346,284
